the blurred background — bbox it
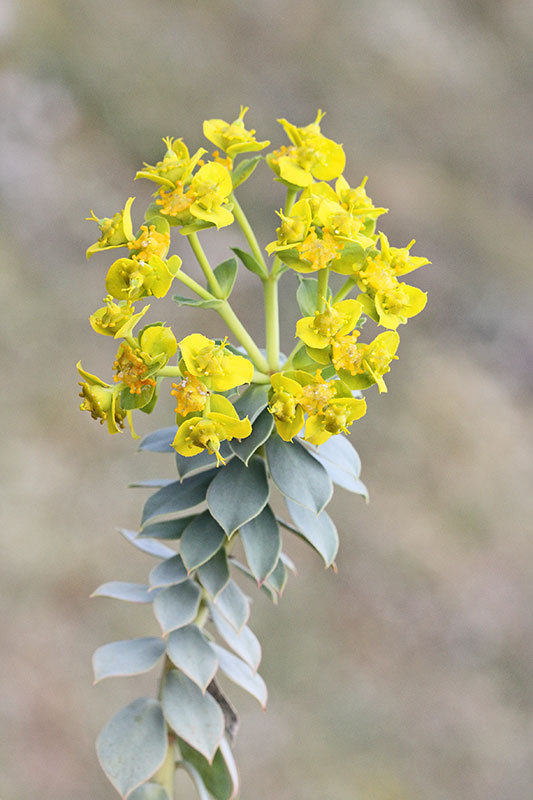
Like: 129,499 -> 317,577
1,0 -> 532,798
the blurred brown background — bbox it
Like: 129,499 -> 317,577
1,1 -> 532,798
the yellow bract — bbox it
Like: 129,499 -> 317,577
296,299 -> 362,350
86,197 -> 135,258
90,296 -> 135,337
179,333 -> 254,392
135,137 -> 206,188
334,331 -> 400,393
189,162 -> 235,229
77,361 -> 131,435
172,394 -> 252,465
105,254 -> 181,302
203,106 -> 270,158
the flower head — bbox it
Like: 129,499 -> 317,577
136,137 -> 206,188
203,106 -> 270,158
86,197 -> 135,258
296,299 -> 362,350
171,373 -> 209,417
334,331 -> 400,393
179,333 -> 254,392
171,394 -> 251,465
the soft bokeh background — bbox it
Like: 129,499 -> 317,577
2,0 -> 532,798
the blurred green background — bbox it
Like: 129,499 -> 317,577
2,0 -> 532,798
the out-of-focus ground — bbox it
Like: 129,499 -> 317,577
1,1 -> 532,798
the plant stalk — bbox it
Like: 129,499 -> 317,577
230,193 -> 268,275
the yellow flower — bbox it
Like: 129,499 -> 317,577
335,176 -> 388,221
135,137 -> 206,188
172,394 -> 252,465
295,227 -> 342,272
333,331 -> 400,393
86,197 -> 135,258
203,106 -> 270,158
171,373 -> 209,417
268,372 -> 306,441
189,162 -> 235,229
127,222 -> 170,262
89,296 -> 135,337
296,299 -> 363,350
266,110 -> 345,188
179,333 -> 254,392
378,232 -> 430,276
299,372 -> 337,415
77,362 -> 129,435
113,343 -> 157,396
265,199 -> 312,255
105,254 -> 181,302
304,395 -> 367,444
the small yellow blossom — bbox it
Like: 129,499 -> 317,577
77,362 -> 130,435
179,334 -> 254,392
189,162 -> 235,229
155,181 -> 196,221
296,299 -> 362,350
334,331 -> 400,393
265,199 -> 312,255
127,222 -> 170,262
105,254 -> 181,302
171,394 -> 252,465
136,137 -> 206,188
90,296 -> 135,337
113,344 -> 157,396
269,372 -> 306,441
86,197 -> 135,258
304,395 -> 367,444
295,227 -> 342,272
171,373 -> 209,417
203,106 -> 270,158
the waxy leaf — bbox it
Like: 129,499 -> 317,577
138,426 -> 178,453
232,384 -> 269,423
306,435 -> 368,497
229,559 -> 279,603
92,582 -> 155,604
149,554 -> 188,589
96,697 -> 167,798
173,294 -> 223,309
141,470 -> 216,526
118,528 -> 176,559
167,625 -> 218,691
213,580 -> 250,632
285,498 -> 339,567
239,505 -> 281,584
138,516 -> 196,540
231,154 -> 263,190
266,558 -> 288,596
175,444 -> 233,481
162,670 -> 224,762
213,257 -> 238,298
93,637 -> 165,683
181,512 -> 226,571
179,738 -> 239,800
153,581 -> 202,635
266,435 -> 332,513
207,456 -> 269,536
211,645 -> 267,708
231,245 -> 267,278
230,408 -> 273,465
197,548 -> 230,598
210,605 -> 261,671
129,784 -> 170,800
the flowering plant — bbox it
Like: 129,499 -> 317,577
79,107 -> 429,799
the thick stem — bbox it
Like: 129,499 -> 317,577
230,193 -> 268,276
174,270 -> 214,301
152,735 -> 176,799
187,233 -> 224,298
217,301 -> 269,372
264,276 -> 279,371
332,276 -> 357,303
316,266 -> 330,312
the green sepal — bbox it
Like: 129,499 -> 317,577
231,155 -> 263,189
231,247 -> 267,279
213,257 -> 238,298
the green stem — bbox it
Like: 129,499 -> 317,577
218,301 -> 269,372
264,276 -> 279,371
316,267 -> 330,312
152,734 -> 176,798
333,276 -> 357,303
230,193 -> 268,275
158,365 -> 182,378
283,340 -> 303,370
174,270 -> 214,301
187,233 -> 224,298
270,186 -> 298,279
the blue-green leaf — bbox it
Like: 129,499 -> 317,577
212,580 -> 250,632
138,516 -> 196,540
149,555 -> 188,589
232,384 -> 269,423
210,606 -> 261,671
266,559 -> 287,596
118,529 -> 176,559
162,670 -> 224,762
153,581 -> 202,635
231,155 -> 263,190
229,559 -> 278,603
285,498 -> 339,567
91,582 -> 156,604
213,257 -> 238,298
93,638 -> 165,683
265,435 -> 332,513
166,625 -> 218,691
141,471 -> 216,526
211,645 -> 267,708
181,512 -> 226,572
179,738 -> 238,800
173,294 -> 223,309
305,435 -> 367,496
297,276 -> 332,316
231,246 -> 267,278
207,457 -> 269,536
229,408 -> 273,465
138,426 -> 178,453
197,548 -> 230,598
96,697 -> 167,798
129,784 -> 169,800
239,505 -> 280,584
175,444 -> 233,480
